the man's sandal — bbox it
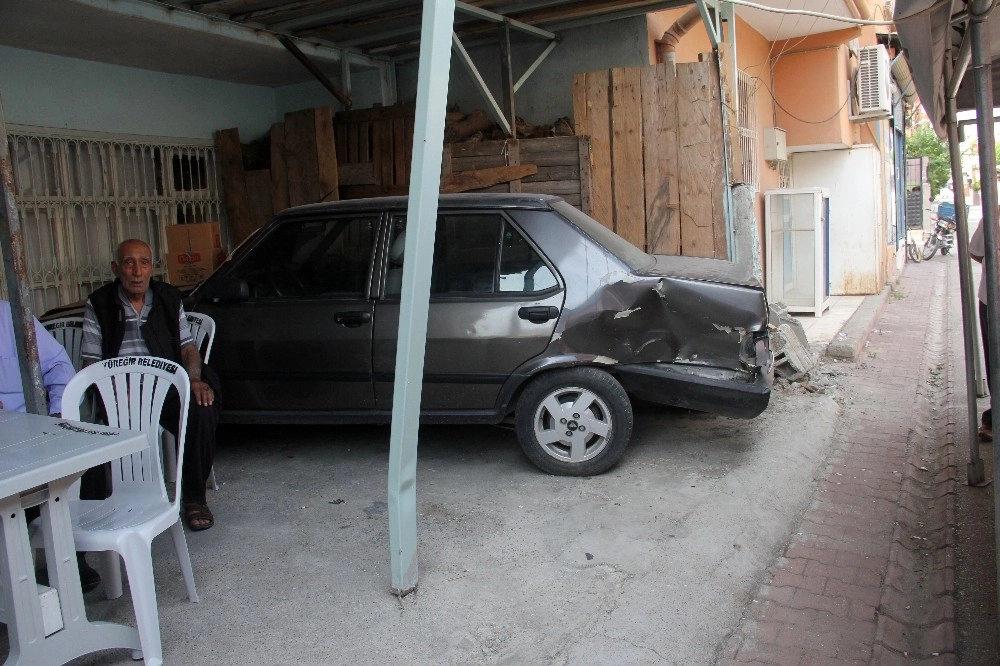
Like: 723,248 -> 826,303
183,502 -> 215,531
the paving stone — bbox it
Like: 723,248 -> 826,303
718,261 -> 962,664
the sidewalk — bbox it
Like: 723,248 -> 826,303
721,257 -> 996,664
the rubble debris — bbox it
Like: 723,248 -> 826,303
769,302 -> 819,382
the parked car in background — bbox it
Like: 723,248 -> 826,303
188,193 -> 773,476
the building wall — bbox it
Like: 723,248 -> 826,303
0,45 -> 277,141
792,146 -> 886,295
274,69 -> 387,121
773,44 -> 854,150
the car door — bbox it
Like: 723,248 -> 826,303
198,213 -> 379,413
372,210 -> 563,411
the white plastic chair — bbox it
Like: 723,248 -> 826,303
44,315 -> 101,421
43,316 -> 86,371
184,312 -> 216,363
163,312 -> 219,491
52,356 -> 199,666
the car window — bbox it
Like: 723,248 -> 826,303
231,216 -> 377,298
385,213 -> 556,296
499,224 -> 557,292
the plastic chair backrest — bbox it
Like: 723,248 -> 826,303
186,312 -> 216,363
43,316 -> 86,371
62,356 -> 190,505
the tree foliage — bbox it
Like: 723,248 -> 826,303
906,124 -> 950,198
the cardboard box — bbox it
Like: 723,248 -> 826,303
165,222 -> 226,287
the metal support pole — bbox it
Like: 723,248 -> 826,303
387,0 -> 456,597
0,93 -> 46,415
967,1 -> 1000,632
500,20 -> 516,137
944,85 -> 985,484
277,36 -> 353,109
721,3 -> 736,261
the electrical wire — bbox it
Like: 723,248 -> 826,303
721,0 -> 903,25
749,72 -> 854,124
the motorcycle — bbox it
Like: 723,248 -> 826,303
908,202 -> 957,262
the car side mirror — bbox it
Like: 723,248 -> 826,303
199,277 -> 249,303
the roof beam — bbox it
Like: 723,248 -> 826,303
455,1 -> 556,40
71,0 -> 386,69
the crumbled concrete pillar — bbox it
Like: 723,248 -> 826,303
769,302 -> 818,380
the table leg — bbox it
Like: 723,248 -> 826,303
1,475 -> 141,665
0,494 -> 48,663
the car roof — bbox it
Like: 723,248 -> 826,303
277,193 -> 562,218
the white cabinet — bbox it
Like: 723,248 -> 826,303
764,188 -> 831,317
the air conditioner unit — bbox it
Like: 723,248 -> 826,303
853,45 -> 892,119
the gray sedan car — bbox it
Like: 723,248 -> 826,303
192,193 -> 773,476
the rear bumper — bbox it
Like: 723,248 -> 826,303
615,360 -> 772,419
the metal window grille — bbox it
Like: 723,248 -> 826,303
737,70 -> 759,191
1,130 -> 221,313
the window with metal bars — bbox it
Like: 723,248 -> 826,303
1,130 -> 222,313
737,70 -> 760,191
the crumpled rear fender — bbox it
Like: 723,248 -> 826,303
551,274 -> 769,375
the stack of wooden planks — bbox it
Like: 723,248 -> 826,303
573,51 -> 739,258
215,104 -> 594,246
215,107 -> 339,246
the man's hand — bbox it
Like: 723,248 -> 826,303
180,343 -> 213,406
191,379 -> 215,407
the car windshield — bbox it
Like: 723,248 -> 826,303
551,200 -> 652,272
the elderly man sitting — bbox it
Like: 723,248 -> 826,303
81,239 -> 222,531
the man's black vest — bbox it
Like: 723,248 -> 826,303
89,279 -> 183,363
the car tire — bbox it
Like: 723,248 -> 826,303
515,367 -> 633,476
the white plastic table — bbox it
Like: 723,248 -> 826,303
0,409 -> 146,665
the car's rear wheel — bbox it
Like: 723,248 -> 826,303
515,368 -> 633,476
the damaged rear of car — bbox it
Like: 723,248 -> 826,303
502,198 -> 772,475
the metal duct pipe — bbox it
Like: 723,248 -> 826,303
891,54 -> 919,105
655,6 -> 703,73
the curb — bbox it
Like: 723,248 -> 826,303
825,285 -> 893,360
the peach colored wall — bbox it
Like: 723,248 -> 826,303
772,46 -> 853,149
731,17 -> 783,257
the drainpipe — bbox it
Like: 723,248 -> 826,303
843,0 -> 871,20
655,6 -> 702,74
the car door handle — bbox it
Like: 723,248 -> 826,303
518,306 -> 560,324
334,311 -> 372,328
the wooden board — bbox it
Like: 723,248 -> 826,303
284,108 -> 321,207
610,66 -> 645,249
213,128 -> 254,246
642,63 -> 680,255
339,163 -> 377,186
506,140 -> 522,193
440,165 -> 538,193
521,165 -> 579,182
245,169 -> 274,235
676,60 -> 719,258
314,106 -> 339,202
578,136 -> 592,216
269,122 -> 288,213
574,70 -> 613,230
392,117 -> 409,187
